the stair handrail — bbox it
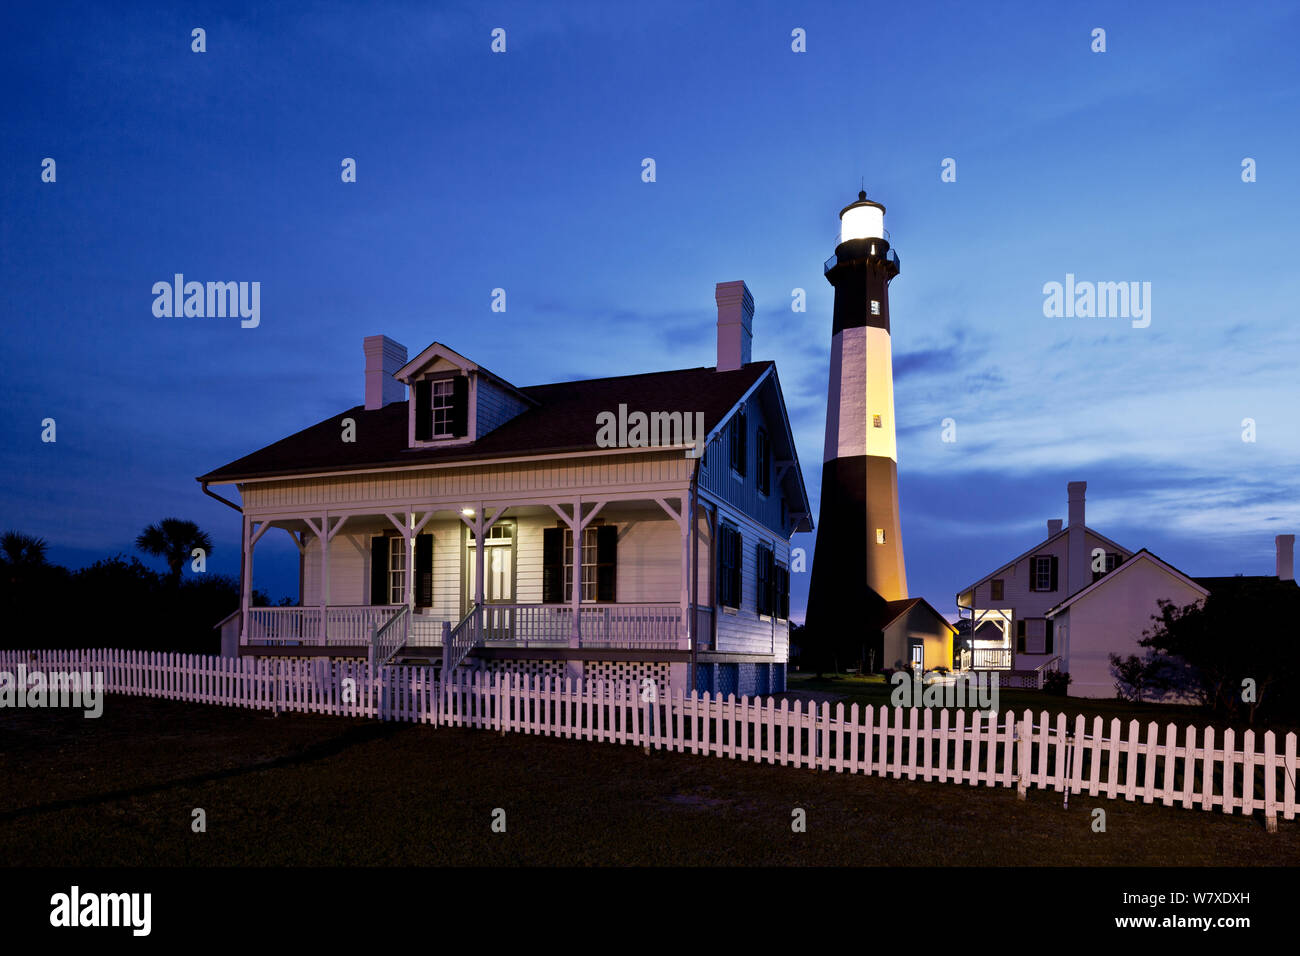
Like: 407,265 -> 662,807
441,604 -> 482,675
1033,655 -> 1063,690
369,605 -> 410,670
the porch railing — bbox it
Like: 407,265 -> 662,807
442,605 -> 482,675
1033,655 -> 1062,689
246,603 -> 685,652
972,647 -> 1012,670
245,605 -> 400,646
369,606 -> 409,669
473,603 -> 682,649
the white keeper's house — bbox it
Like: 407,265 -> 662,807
200,280 -> 811,696
956,480 -> 1296,698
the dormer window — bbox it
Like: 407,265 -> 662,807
414,374 -> 468,441
432,379 -> 456,437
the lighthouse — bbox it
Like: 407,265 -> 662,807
806,191 -> 908,645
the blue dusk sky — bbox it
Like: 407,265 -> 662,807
2,1 -> 1298,620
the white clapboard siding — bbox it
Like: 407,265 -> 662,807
2,648 -> 1294,828
242,452 -> 694,511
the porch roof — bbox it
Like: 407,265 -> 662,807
199,362 -> 773,483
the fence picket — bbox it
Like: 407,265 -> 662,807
2,649 -> 1293,828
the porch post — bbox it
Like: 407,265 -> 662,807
679,502 -> 690,652
319,511 -> 329,642
569,498 -> 581,648
474,506 -> 486,610
708,503 -> 719,652
406,511 -> 416,614
240,513 -> 251,643
457,505 -> 501,634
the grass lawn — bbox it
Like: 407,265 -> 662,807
788,672 -> 1300,736
1,695 -> 1296,866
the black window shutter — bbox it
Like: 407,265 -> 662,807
542,527 -> 563,604
716,526 -> 728,606
736,410 -> 747,475
596,524 -> 618,602
370,536 -> 389,605
414,380 -> 432,441
718,525 -> 738,608
415,533 -> 433,607
778,566 -> 790,619
756,544 -> 769,615
766,549 -> 776,615
1049,555 -> 1059,591
1045,618 -> 1054,654
450,375 -> 470,437
731,527 -> 743,607
1016,619 -> 1026,653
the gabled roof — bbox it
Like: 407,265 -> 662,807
393,341 -> 534,406
1043,549 -> 1208,618
881,597 -> 958,635
199,362 -> 775,484
955,525 -> 1133,601
1193,575 -> 1300,595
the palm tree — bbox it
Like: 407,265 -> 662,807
1,531 -> 48,567
135,519 -> 213,585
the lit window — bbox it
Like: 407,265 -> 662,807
872,414 -> 882,428
876,528 -> 886,544
388,536 -> 407,604
563,526 -> 599,602
870,300 -> 881,315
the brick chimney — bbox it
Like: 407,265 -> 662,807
1047,519 -> 1063,536
1067,482 -> 1088,595
1277,534 -> 1295,582
364,335 -> 407,410
715,280 -> 753,372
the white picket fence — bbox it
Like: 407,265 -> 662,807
3,648 -> 1296,829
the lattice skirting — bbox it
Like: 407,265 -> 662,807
582,660 -> 671,691
695,661 -> 786,696
476,659 -> 567,681
472,659 -> 672,692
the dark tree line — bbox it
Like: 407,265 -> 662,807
0,524 -> 276,654
1110,577 -> 1300,725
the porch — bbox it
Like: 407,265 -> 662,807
237,494 -> 709,660
245,601 -> 687,651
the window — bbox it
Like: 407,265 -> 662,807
388,535 -> 407,605
1024,618 -> 1049,654
1029,555 -> 1058,592
414,374 -> 468,441
1092,551 -> 1122,582
990,578 -> 1004,601
729,406 -> 747,476
870,300 -> 881,316
563,526 -> 599,602
718,523 -> 742,609
775,564 -> 790,619
872,414 -> 882,428
431,379 -> 455,437
876,528 -> 886,544
756,428 -> 771,495
546,523 -> 617,603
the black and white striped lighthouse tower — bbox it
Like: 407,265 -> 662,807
806,191 -> 908,641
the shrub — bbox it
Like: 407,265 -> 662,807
1043,670 -> 1072,696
